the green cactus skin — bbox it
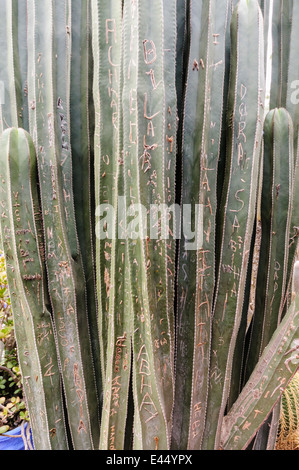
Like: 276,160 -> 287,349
242,109 -> 294,450
122,0 -> 176,450
92,0 -> 123,383
52,0 -> 78,257
0,128 -> 68,450
216,0 -> 236,211
69,0 -> 102,409
270,0 -> 293,110
176,0 -> 190,132
0,0 -> 23,132
0,0 -> 298,452
15,0 -> 29,133
285,2 -> 299,307
189,0 -> 232,451
175,0 -> 207,443
220,290 -> 299,450
245,109 -> 294,382
202,0 -> 265,450
92,0 -> 133,450
286,1 -> 299,155
258,0 -> 270,74
227,225 -> 257,412
27,0 -> 100,449
163,0 -> 177,375
121,0 -> 144,450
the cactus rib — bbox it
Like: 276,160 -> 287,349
202,0 -> 265,450
0,128 -> 68,449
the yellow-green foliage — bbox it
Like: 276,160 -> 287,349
276,374 -> 299,450
0,251 -> 12,345
0,250 -> 28,433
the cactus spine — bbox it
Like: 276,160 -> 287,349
173,0 -> 232,450
221,288 -> 299,450
27,0 -> 100,449
245,108 -> 294,380
92,0 -> 133,450
122,0 -> 176,449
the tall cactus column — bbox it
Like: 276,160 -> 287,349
172,0 -> 233,450
0,0 -> 28,133
245,108 -> 294,381
270,0 -> 293,110
92,0 -> 133,450
69,0 -> 102,410
121,0 -> 142,448
286,1 -> 299,306
27,0 -> 100,449
202,0 -> 265,450
122,0 -> 176,450
0,128 -> 68,449
241,108 -> 294,449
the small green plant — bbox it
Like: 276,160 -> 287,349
0,251 -> 28,434
0,252 -> 13,345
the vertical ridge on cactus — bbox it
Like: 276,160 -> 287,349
0,128 -> 68,449
285,1 -> 299,308
0,0 -> 21,131
173,0 -> 232,451
240,108 -> 294,449
92,0 -> 133,450
202,0 -> 265,450
121,0 -> 142,449
122,0 -> 176,450
172,0 -> 204,450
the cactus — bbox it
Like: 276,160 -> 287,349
0,128 -> 68,449
270,0 -> 293,110
69,0 -> 102,401
276,264 -> 299,450
0,0 -> 26,132
245,108 -> 294,380
173,0 -> 233,450
26,0 -> 100,449
92,0 -> 133,450
0,0 -> 298,452
122,0 -> 176,449
239,108 -> 294,450
202,0 -> 265,450
220,287 -> 299,450
285,1 -> 299,304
